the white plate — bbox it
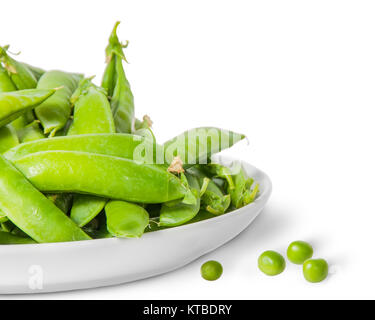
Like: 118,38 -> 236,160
0,159 -> 272,294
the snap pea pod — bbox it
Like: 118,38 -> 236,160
0,230 -> 36,245
163,127 -> 245,167
4,133 -> 158,162
0,64 -> 17,92
188,167 -> 231,215
68,78 -> 115,135
17,120 -> 45,142
198,163 -> 235,190
229,166 -> 259,208
68,78 -> 116,226
0,47 -> 40,129
102,21 -> 128,98
159,173 -> 201,227
0,88 -> 56,128
0,125 -> 19,153
102,22 -> 135,133
105,200 -> 149,238
20,63 -> 45,81
0,155 -> 90,243
71,195 -> 107,227
0,46 -> 37,90
13,151 -> 187,204
35,70 -> 81,136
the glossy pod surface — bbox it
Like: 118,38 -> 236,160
13,151 -> 187,203
35,70 -> 81,135
4,133 -> 154,161
0,155 -> 90,243
163,127 -> 245,167
0,125 -> 19,153
105,201 -> 149,238
0,89 -> 56,128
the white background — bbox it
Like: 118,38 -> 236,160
1,0 -> 374,299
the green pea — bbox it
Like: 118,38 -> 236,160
201,260 -> 223,281
287,240 -> 314,264
258,250 -> 286,276
303,259 -> 328,283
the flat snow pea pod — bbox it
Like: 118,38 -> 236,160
0,64 -> 17,92
71,195 -> 107,227
0,125 -> 19,153
35,70 -> 81,136
163,127 -> 246,167
68,79 -> 115,135
159,173 -> 201,227
4,133 -> 158,162
17,120 -> 45,142
0,155 -> 90,243
13,151 -> 187,203
0,230 -> 36,244
105,200 -> 149,238
0,88 -> 56,128
198,163 -> 235,190
0,46 -> 37,90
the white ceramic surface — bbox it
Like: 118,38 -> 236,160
0,159 -> 272,294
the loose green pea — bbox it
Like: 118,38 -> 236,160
258,250 -> 286,276
201,260 -> 223,281
303,259 -> 328,283
287,240 -> 313,264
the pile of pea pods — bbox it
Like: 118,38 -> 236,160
0,22 -> 259,244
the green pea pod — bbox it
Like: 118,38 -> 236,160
199,163 -> 235,190
13,151 -> 187,204
46,193 -> 73,215
0,46 -> 37,90
0,125 -> 19,153
68,78 -> 115,135
68,78 -> 115,227
102,22 -> 135,133
71,195 -> 107,227
188,167 -> 231,215
4,133 -> 158,162
20,62 -> 45,81
163,127 -> 246,167
159,173 -> 201,227
0,48 -> 39,129
0,64 -> 17,92
0,155 -> 90,243
102,21 -> 127,98
105,200 -> 149,238
35,70 -> 81,136
17,120 -> 45,142
0,88 -> 56,128
0,230 -> 36,244
230,167 -> 259,208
